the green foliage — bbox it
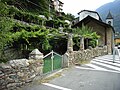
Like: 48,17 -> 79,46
0,17 -> 51,62
1,0 -> 49,15
91,32 -> 100,39
0,2 -> 70,28
45,19 -> 69,28
11,22 -> 51,50
64,13 -> 75,21
0,2 -> 9,16
55,12 -> 75,21
0,2 -> 44,25
72,24 -> 100,48
89,39 -> 97,48
73,24 -> 100,39
0,17 -> 14,48
73,24 -> 93,38
0,2 -> 70,62
0,17 -> 14,62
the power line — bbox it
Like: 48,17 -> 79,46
12,0 -> 56,16
26,0 -> 51,13
26,0 -> 41,8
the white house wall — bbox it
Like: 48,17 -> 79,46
79,11 -> 99,21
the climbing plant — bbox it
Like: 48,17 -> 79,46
73,24 -> 100,48
0,16 -> 68,62
0,2 -> 72,62
0,17 -> 14,62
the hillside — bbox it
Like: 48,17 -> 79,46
0,2 -> 69,62
96,0 -> 120,32
1,0 -> 50,15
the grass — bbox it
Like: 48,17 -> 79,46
41,72 -> 62,83
75,60 -> 91,66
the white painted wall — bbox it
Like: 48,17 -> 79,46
53,0 -> 63,12
53,0 -> 59,11
78,11 -> 99,21
106,19 -> 113,26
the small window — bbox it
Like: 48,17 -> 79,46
108,21 -> 111,25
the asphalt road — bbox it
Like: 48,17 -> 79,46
22,67 -> 120,90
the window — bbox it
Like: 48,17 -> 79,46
108,21 -> 111,25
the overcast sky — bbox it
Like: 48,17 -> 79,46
60,0 -> 114,16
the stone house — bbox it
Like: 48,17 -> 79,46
72,10 -> 115,54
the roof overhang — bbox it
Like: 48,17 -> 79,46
72,16 -> 115,33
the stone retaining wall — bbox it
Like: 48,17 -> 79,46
67,46 -> 108,65
0,59 -> 43,90
0,47 -> 108,89
73,49 -> 92,65
0,49 -> 43,90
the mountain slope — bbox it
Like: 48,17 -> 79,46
96,0 -> 120,32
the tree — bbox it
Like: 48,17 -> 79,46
65,13 -> 75,21
73,24 -> 100,50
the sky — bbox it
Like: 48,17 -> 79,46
60,0 -> 114,16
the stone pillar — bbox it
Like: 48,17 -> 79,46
29,49 -> 44,74
106,28 -> 112,54
67,33 -> 73,52
62,53 -> 69,68
67,33 -> 74,66
80,37 -> 84,51
29,49 -> 43,60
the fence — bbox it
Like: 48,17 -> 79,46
43,50 -> 63,73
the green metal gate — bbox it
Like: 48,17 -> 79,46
43,50 -> 62,73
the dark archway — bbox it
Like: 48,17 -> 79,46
49,37 -> 67,55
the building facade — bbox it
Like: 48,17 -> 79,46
51,0 -> 63,13
72,10 -> 114,54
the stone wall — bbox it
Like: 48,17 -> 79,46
0,49 -> 43,90
67,46 -> 108,66
106,27 -> 114,54
87,21 -> 114,54
0,46 -> 108,89
87,20 -> 106,46
0,59 -> 43,90
0,48 -> 24,62
73,49 -> 92,65
66,31 -> 108,66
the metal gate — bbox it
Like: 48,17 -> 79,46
43,50 -> 62,73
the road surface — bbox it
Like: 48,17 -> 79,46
22,55 -> 120,90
